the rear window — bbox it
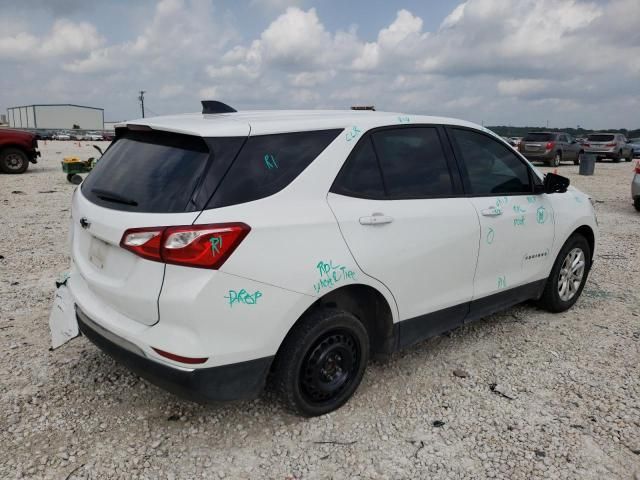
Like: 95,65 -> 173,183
207,129 -> 341,208
524,133 -> 554,141
82,131 -> 211,213
587,134 -> 615,142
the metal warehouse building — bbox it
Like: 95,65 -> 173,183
7,104 -> 104,130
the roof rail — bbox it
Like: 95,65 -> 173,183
351,105 -> 375,111
201,100 -> 237,114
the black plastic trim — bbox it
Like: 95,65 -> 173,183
395,279 -> 547,350
77,307 -> 273,403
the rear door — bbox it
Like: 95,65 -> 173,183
71,129 -> 247,325
446,127 -> 555,308
328,126 -> 479,334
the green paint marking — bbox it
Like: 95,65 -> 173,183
398,116 -> 411,123
264,154 -> 278,170
513,215 -> 525,226
497,276 -> 507,289
536,206 -> 547,224
486,227 -> 495,245
345,126 -> 362,142
314,260 -> 356,293
495,196 -> 508,209
513,205 -> 526,214
224,289 -> 262,307
527,196 -> 536,204
209,236 -> 222,255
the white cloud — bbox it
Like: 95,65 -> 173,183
1,0 -> 639,128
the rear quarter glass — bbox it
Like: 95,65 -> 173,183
81,131 -> 212,213
207,129 -> 342,209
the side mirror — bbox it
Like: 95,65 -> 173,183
543,172 -> 570,194
571,139 -> 577,144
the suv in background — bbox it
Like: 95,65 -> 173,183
583,133 -> 634,162
0,128 -> 40,174
519,132 -> 583,167
56,105 -> 598,416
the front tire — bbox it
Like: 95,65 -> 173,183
574,150 -> 583,165
0,148 -> 29,174
537,234 -> 591,313
273,308 -> 369,416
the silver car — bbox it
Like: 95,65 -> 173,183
584,133 -> 634,163
633,162 -> 640,211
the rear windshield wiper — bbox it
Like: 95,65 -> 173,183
91,188 -> 138,206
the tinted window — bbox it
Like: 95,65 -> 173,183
587,134 -> 615,142
451,128 -> 532,195
371,127 -> 453,198
331,137 -> 385,198
524,133 -> 554,141
82,131 -> 210,213
209,129 -> 341,208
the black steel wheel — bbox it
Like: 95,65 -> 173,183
273,308 -> 369,416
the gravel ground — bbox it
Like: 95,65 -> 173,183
1,141 -> 639,480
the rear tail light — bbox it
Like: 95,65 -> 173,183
583,143 -> 590,147
545,141 -> 555,150
120,223 -> 250,269
635,161 -> 640,174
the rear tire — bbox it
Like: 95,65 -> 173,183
627,151 -> 633,162
537,234 -> 591,313
613,150 -> 622,163
273,308 -> 369,416
549,152 -> 561,167
0,148 -> 29,174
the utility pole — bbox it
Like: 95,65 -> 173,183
138,90 -> 146,118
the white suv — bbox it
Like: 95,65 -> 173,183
58,103 -> 598,416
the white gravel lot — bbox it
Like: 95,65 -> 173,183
1,140 -> 639,479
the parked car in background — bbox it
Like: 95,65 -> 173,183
102,131 -> 115,141
71,131 -> 84,141
519,132 -> 583,166
629,138 -> 640,158
83,131 -> 104,141
55,105 -> 598,416
0,128 -> 40,173
583,133 -> 634,162
633,161 -> 640,211
53,131 -> 71,140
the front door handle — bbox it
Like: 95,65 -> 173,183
359,213 -> 394,225
480,206 -> 503,217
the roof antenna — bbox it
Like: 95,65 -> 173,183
201,100 -> 237,114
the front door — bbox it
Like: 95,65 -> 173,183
447,127 -> 555,305
328,126 -> 480,337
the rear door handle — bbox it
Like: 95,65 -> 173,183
480,206 -> 503,217
359,213 -> 394,225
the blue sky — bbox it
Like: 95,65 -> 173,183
1,0 -> 638,128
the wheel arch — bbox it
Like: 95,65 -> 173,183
572,225 -> 595,264
275,284 -> 397,363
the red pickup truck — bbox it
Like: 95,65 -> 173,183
0,129 -> 40,174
